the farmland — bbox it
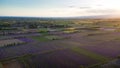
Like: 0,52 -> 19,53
0,17 -> 120,68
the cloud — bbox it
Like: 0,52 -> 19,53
96,4 -> 103,6
86,9 -> 117,13
68,5 -> 76,8
79,7 -> 91,9
68,5 -> 91,9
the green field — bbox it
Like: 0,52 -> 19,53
31,35 -> 63,42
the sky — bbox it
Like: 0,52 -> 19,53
0,0 -> 120,17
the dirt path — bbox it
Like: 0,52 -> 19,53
2,60 -> 23,68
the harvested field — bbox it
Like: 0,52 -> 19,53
0,39 -> 24,47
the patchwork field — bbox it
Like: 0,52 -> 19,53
1,30 -> 120,68
0,18 -> 120,68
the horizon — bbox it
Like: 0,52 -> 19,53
0,15 -> 120,19
0,0 -> 120,17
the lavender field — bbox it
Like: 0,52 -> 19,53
1,31 -> 120,68
0,18 -> 120,68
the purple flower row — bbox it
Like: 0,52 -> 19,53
18,38 -> 34,42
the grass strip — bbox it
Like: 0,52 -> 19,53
31,36 -> 50,42
31,35 -> 63,42
71,47 -> 109,62
61,41 -> 110,62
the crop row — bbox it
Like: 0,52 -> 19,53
0,39 -> 25,48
